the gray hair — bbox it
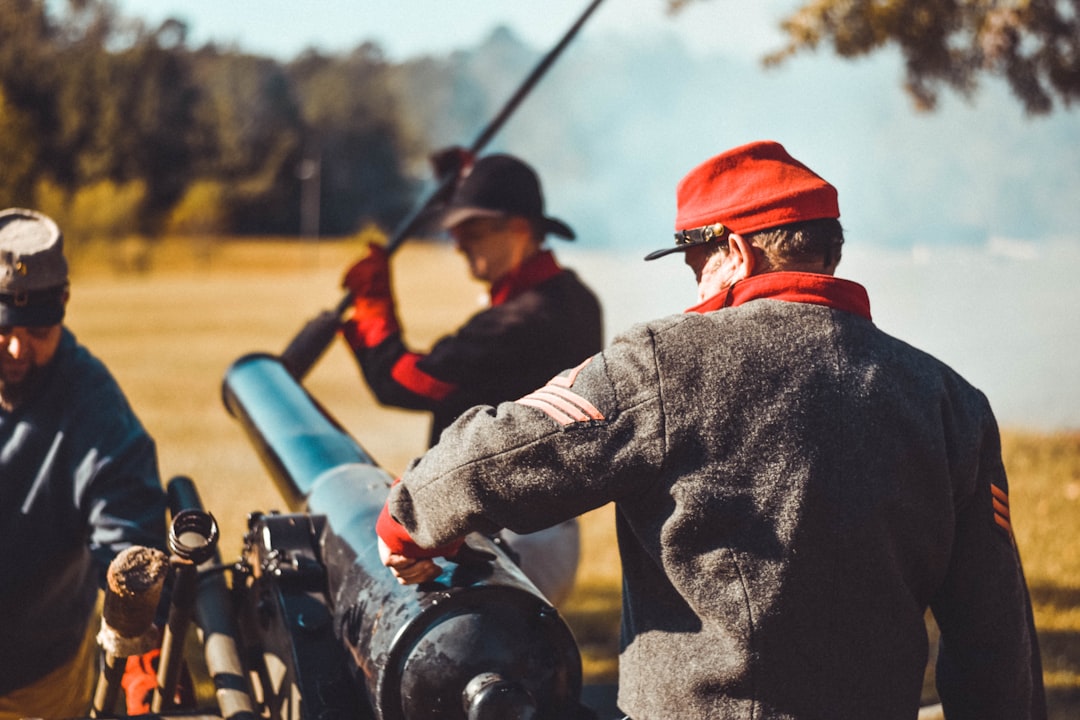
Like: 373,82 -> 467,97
746,218 -> 845,273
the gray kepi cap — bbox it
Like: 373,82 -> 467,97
0,208 -> 69,326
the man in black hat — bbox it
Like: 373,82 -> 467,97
0,208 -> 167,718
339,153 -> 603,605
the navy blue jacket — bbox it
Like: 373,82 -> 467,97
0,329 -> 166,694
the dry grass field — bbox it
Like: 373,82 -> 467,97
66,236 -> 1079,716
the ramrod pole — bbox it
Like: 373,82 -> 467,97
279,0 -> 607,380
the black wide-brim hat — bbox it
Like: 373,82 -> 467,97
440,154 -> 575,240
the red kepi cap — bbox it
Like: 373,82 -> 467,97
645,140 -> 839,260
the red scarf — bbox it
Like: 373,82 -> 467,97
489,250 -> 562,306
687,272 -> 872,320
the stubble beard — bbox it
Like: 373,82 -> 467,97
0,364 -> 48,412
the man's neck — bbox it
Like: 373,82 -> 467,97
489,249 -> 561,306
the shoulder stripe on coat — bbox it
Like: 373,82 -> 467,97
991,483 -> 1014,541
515,357 -> 604,426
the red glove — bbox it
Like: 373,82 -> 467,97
122,650 -> 158,715
343,242 -> 392,298
376,500 -> 463,559
121,647 -> 195,714
341,243 -> 400,348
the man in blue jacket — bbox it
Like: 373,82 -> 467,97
0,208 -> 167,718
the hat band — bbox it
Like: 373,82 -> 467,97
0,285 -> 67,307
0,286 -> 67,326
674,222 -> 728,247
643,223 -> 730,261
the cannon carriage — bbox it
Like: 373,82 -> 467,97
88,353 -> 595,720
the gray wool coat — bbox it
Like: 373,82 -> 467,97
388,277 -> 1045,720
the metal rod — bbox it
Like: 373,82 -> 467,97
167,476 -> 260,720
152,509 -> 219,713
383,0 -> 607,256
279,0 -> 608,379
89,652 -> 126,718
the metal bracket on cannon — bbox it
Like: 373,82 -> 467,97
234,510 -> 365,719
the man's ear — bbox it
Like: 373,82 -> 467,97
507,216 -> 543,244
727,233 -> 757,281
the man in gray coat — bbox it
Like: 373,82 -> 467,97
376,140 -> 1046,719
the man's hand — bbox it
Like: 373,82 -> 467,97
375,495 -> 464,583
341,243 -> 398,348
342,243 -> 392,299
379,537 -> 443,585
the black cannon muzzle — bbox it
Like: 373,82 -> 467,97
222,353 -> 588,720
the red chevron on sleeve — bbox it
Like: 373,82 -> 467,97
516,357 -> 604,426
990,483 -> 1015,543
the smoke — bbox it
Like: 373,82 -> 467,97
422,28 -> 1080,258
559,237 -> 1080,432
409,27 -> 1080,430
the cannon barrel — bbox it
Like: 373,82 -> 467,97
222,353 -> 587,720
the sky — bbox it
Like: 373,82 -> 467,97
110,0 -> 792,62
103,0 -> 1080,433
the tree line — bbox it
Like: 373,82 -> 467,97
678,0 -> 1079,114
0,0 -> 511,242
4,0 -> 1076,247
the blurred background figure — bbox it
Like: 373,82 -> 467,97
340,153 -> 603,605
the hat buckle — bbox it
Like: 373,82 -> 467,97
674,222 -> 728,247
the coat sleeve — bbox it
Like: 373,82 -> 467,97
386,324 -> 666,551
346,304 -> 549,413
71,376 -> 168,588
930,408 -> 1047,720
349,333 -> 457,411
